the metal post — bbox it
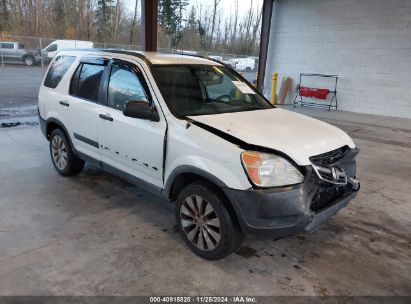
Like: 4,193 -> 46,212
142,0 -> 158,52
257,0 -> 275,93
39,37 -> 44,68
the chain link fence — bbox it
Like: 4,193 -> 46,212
0,35 -> 258,74
0,35 -> 258,119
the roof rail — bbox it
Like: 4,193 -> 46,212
58,48 -> 152,67
184,53 -> 226,67
100,49 -> 152,67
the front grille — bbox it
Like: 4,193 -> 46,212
309,146 -> 356,212
310,145 -> 349,166
310,185 -> 348,212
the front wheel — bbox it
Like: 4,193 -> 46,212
23,55 -> 34,66
49,129 -> 84,176
175,181 -> 243,260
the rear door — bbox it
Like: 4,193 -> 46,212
98,58 -> 166,188
67,56 -> 109,161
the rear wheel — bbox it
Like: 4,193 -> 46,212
49,128 -> 84,176
175,181 -> 243,260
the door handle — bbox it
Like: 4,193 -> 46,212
99,113 -> 113,121
59,101 -> 69,107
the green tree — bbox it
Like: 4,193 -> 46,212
158,0 -> 188,48
53,0 -> 66,38
186,5 -> 196,31
95,0 -> 115,41
0,0 -> 10,33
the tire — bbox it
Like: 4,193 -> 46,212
175,181 -> 243,260
49,128 -> 84,176
23,55 -> 34,66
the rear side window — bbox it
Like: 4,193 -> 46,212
1,43 -> 14,49
44,55 -> 76,89
70,63 -> 105,102
45,44 -> 57,52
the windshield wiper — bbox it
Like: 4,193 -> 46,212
236,106 -> 264,112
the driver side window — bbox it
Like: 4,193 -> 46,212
107,65 -> 149,111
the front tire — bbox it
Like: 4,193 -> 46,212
23,55 -> 34,66
49,129 -> 84,176
175,181 -> 243,260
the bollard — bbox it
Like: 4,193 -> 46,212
271,73 -> 278,104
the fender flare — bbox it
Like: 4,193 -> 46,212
44,117 -> 75,152
162,165 -> 229,199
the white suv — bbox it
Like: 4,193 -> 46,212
38,50 -> 360,260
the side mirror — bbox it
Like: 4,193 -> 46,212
123,100 -> 160,122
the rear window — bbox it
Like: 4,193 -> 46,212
44,55 -> 76,89
70,63 -> 105,102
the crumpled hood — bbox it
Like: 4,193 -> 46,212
188,108 -> 355,166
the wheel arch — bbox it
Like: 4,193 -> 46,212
45,118 -> 75,152
22,53 -> 34,63
166,166 -> 244,236
163,166 -> 241,224
164,166 -> 227,200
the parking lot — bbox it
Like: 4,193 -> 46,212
0,75 -> 410,295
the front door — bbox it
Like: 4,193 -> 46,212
98,59 -> 166,188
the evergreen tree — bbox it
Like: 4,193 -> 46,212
95,0 -> 115,41
53,0 -> 66,37
186,5 -> 196,31
158,0 -> 188,48
0,0 -> 10,33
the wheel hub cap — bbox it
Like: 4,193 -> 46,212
180,195 -> 221,251
51,135 -> 67,170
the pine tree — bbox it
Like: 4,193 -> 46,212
0,0 -> 10,33
95,0 -> 115,41
158,0 -> 188,48
186,5 -> 196,31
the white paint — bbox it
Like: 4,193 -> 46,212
189,108 -> 355,166
264,0 -> 411,119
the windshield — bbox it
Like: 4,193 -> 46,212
152,65 -> 272,117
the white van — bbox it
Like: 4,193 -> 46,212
43,40 -> 94,58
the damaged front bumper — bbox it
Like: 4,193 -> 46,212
223,148 -> 360,239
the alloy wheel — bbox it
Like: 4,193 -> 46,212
180,195 -> 221,251
51,135 -> 68,171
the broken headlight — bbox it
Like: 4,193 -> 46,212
241,151 -> 304,187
